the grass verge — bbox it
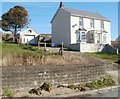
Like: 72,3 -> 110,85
2,41 -> 101,66
84,52 -> 119,62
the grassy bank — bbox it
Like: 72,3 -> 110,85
84,52 -> 119,62
2,41 -> 93,66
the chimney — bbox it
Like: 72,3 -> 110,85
59,2 -> 64,8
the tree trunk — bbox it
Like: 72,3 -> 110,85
13,27 -> 17,43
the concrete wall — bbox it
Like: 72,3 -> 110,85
2,64 -> 109,91
80,43 -> 104,52
69,43 -> 105,52
51,8 -> 71,47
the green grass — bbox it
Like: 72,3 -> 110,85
2,41 -> 51,57
84,52 -> 119,62
2,89 -> 14,98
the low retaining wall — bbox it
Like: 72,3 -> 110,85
2,64 -> 114,91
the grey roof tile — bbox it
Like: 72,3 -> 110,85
63,8 -> 109,21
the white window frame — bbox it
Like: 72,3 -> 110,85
77,31 -> 81,42
76,31 -> 86,42
101,21 -> 104,30
90,19 -> 94,28
81,32 -> 86,42
97,33 -> 101,43
102,33 -> 107,43
79,18 -> 83,28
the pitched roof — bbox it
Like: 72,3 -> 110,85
116,35 -> 120,42
63,8 -> 110,21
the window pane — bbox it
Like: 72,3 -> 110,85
79,18 -> 83,27
90,19 -> 94,28
101,21 -> 104,29
77,32 -> 80,42
81,32 -> 86,42
103,34 -> 107,42
97,34 -> 100,43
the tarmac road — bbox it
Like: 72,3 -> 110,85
89,88 -> 119,97
75,88 -> 119,99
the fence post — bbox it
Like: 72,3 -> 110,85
117,48 -> 119,54
44,42 -> 46,50
27,39 -> 29,45
38,41 -> 40,49
24,38 -> 25,44
61,42 -> 63,55
59,42 -> 64,55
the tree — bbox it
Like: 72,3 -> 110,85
1,6 -> 30,42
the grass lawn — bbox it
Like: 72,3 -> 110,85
84,52 -> 119,62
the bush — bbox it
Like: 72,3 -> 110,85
78,86 -> 87,91
20,44 -> 32,50
29,88 -> 42,95
2,89 -> 14,98
40,82 -> 52,92
67,85 -> 78,90
85,75 -> 116,89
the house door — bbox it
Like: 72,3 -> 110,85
76,31 -> 86,42
76,31 -> 81,42
97,34 -> 100,43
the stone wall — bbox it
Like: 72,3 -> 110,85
2,64 -> 114,91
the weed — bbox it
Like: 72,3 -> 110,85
2,89 -> 14,98
78,86 -> 87,91
40,82 -> 52,92
67,85 -> 78,90
57,85 -> 67,88
29,88 -> 42,95
85,75 -> 116,89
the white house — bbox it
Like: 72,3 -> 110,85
17,28 -> 39,45
51,2 -> 111,52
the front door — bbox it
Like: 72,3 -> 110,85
97,33 -> 100,43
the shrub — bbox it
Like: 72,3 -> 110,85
67,85 -> 78,90
2,89 -> 14,98
29,88 -> 42,95
78,86 -> 87,91
20,44 -> 32,50
85,75 -> 116,89
57,85 -> 67,88
40,82 -> 52,92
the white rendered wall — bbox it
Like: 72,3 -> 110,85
51,8 -> 71,47
70,16 -> 111,45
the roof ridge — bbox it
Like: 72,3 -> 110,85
64,7 -> 98,14
63,7 -> 109,21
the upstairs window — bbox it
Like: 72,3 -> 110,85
79,18 -> 83,27
90,19 -> 94,28
101,21 -> 104,30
